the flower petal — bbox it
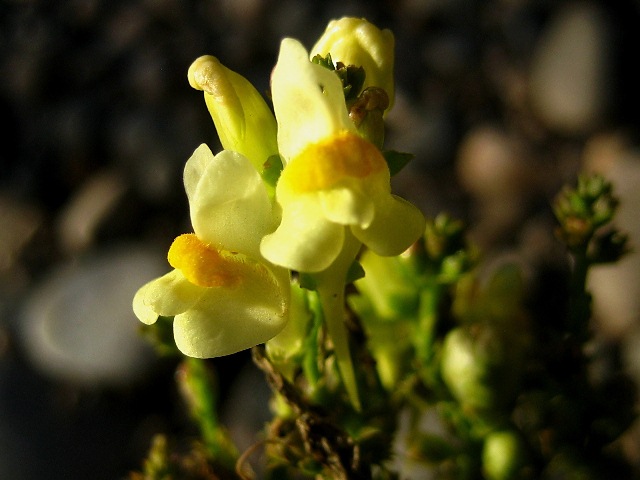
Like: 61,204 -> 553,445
139,269 -> 206,319
352,194 -> 425,256
133,282 -> 160,325
185,145 -> 274,257
261,196 -> 345,272
319,186 -> 375,228
271,38 -> 354,162
172,264 -> 289,358
183,143 -> 208,203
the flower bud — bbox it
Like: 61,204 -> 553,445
188,56 -> 278,171
311,17 -> 395,109
348,87 -> 389,148
440,325 -> 522,411
482,430 -> 528,480
353,249 -> 419,320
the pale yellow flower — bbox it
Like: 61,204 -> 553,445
260,38 -> 424,273
133,145 -> 289,358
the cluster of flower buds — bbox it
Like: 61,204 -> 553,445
553,173 -> 628,262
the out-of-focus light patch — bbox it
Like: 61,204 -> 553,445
19,245 -> 163,387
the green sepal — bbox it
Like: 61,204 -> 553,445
311,53 -> 366,102
311,52 -> 335,70
261,154 -> 284,189
339,64 -> 366,102
298,272 -> 318,291
346,259 -> 365,284
383,150 -> 414,176
139,316 -> 180,357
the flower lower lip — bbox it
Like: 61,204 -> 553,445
168,233 -> 240,288
282,131 -> 386,194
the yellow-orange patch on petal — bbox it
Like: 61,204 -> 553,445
168,233 -> 240,288
281,131 -> 386,193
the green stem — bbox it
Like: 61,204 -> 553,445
302,289 -> 323,389
568,247 -> 591,343
416,282 -> 441,364
313,231 -> 363,411
177,358 -> 238,469
318,281 -> 360,411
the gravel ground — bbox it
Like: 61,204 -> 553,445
1,1 -> 640,478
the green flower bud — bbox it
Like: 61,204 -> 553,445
353,248 -> 419,320
348,250 -> 417,389
348,87 -> 389,148
482,430 -> 528,480
364,320 -> 411,390
544,451 -> 599,480
440,325 -> 523,411
452,264 -> 527,333
552,173 -> 623,250
424,214 -> 467,261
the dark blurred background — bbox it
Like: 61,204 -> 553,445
2,1 -> 640,478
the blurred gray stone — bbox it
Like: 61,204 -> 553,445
456,124 -> 538,248
622,324 -> 640,387
0,196 -> 42,302
56,170 -> 128,254
19,245 -> 165,386
387,92 -> 455,170
529,2 -> 612,135
457,125 -> 534,200
588,152 -> 640,339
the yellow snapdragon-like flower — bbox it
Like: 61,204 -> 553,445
260,38 -> 424,273
133,144 -> 289,358
311,17 -> 395,107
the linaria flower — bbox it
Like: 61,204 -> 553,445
260,38 -> 424,273
133,144 -> 289,358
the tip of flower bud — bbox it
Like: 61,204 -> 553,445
188,55 -> 228,97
